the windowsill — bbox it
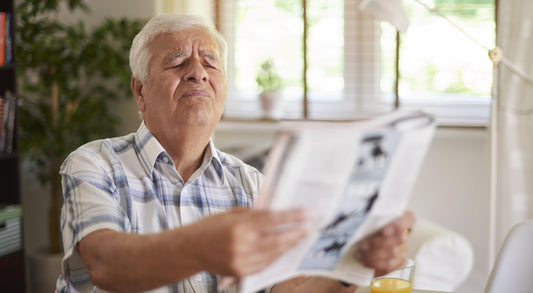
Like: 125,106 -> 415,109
222,97 -> 491,128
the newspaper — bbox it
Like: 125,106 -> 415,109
239,110 -> 436,293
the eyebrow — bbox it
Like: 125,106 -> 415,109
162,51 -> 188,66
201,50 -> 219,61
162,50 -> 220,66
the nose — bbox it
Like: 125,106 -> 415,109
183,58 -> 208,83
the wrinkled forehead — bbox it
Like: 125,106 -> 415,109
149,28 -> 221,60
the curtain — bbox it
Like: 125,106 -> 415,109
358,0 -> 409,32
490,0 -> 533,263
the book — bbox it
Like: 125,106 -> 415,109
0,12 -> 5,66
0,92 -> 17,153
238,110 -> 436,293
4,12 -> 12,65
0,95 -> 4,149
0,204 -> 23,256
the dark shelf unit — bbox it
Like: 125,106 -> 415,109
0,0 -> 25,292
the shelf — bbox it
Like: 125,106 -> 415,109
0,250 -> 25,293
0,1 -> 24,292
0,1 -> 13,11
0,152 -> 18,160
0,155 -> 20,205
0,70 -> 16,92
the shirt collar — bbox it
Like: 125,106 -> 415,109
134,122 -> 224,181
187,138 -> 225,183
134,122 -> 166,176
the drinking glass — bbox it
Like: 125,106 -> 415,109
370,258 -> 416,293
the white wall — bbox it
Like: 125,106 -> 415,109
59,0 -> 157,137
409,127 -> 491,293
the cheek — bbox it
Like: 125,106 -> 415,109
212,75 -> 227,101
218,83 -> 227,102
147,77 -> 181,101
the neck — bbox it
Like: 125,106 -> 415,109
171,140 -> 209,183
154,124 -> 215,182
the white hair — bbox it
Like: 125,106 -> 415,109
129,14 -> 228,82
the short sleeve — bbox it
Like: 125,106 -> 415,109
59,149 -> 131,290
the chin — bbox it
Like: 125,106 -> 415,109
180,104 -> 223,127
184,113 -> 216,128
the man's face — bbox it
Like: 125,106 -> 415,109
135,28 -> 226,138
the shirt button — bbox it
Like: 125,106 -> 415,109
163,157 -> 169,163
196,275 -> 202,281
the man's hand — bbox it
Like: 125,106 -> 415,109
189,207 -> 310,278
271,211 -> 416,293
354,210 -> 416,277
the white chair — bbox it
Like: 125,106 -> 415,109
484,219 -> 533,293
407,218 -> 474,292
355,218 -> 474,293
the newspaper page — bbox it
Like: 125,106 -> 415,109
239,110 -> 436,293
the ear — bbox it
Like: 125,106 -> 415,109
131,76 -> 146,112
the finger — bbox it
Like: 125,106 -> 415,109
218,277 -> 237,290
244,224 -> 308,271
232,227 -> 309,277
267,208 -> 311,226
355,234 -> 408,271
362,242 -> 406,264
374,255 -> 407,277
222,209 -> 309,256
256,222 -> 309,257
356,240 -> 406,263
362,242 -> 405,260
356,211 -> 414,252
381,210 -> 416,237
362,229 -> 409,250
360,249 -> 407,274
251,208 -> 311,235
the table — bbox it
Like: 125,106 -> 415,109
412,289 -> 453,293
356,287 -> 455,293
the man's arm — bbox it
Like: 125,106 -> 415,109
270,276 -> 357,293
79,207 -> 309,293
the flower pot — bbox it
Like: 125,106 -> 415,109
27,248 -> 63,293
259,92 -> 283,119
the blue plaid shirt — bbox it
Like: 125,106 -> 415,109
57,122 -> 262,293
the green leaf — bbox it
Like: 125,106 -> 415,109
16,0 -> 146,185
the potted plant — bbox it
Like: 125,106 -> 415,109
15,0 -> 144,291
255,58 -> 284,119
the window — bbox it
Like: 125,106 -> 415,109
381,0 -> 495,125
216,0 -> 495,125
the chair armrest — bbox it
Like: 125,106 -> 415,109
407,218 -> 474,292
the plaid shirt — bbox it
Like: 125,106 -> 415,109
57,122 -> 262,293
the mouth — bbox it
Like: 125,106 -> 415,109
182,89 -> 210,99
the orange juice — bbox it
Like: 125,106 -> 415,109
370,277 -> 412,293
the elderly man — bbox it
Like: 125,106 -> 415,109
56,14 -> 414,293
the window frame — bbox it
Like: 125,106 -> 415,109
215,0 -> 494,126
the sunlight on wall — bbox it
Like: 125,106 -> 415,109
154,0 -> 213,21
154,0 -> 183,14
